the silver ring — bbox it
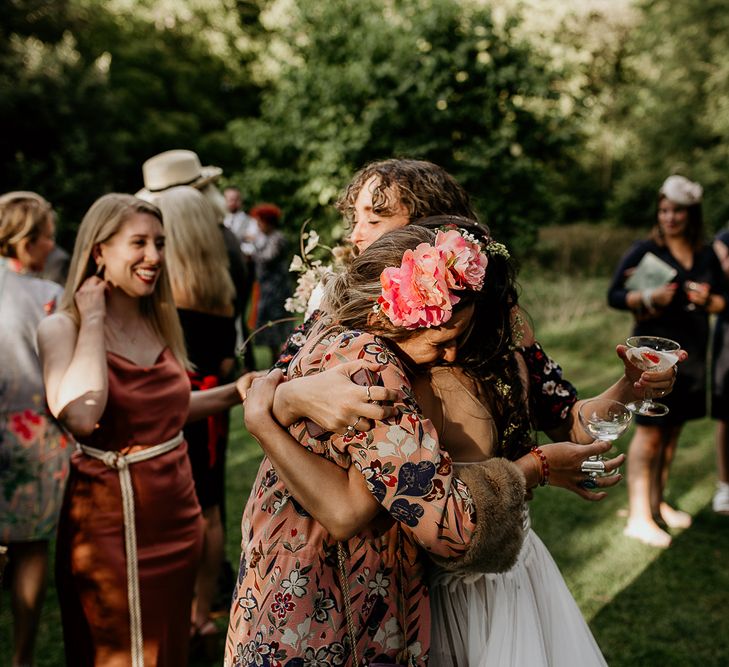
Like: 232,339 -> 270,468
579,477 -> 598,490
347,417 -> 362,435
580,459 -> 606,474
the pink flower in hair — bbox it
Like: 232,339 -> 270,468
435,229 -> 488,290
377,231 -> 489,330
379,242 -> 458,329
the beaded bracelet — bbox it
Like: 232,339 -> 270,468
529,446 -> 550,486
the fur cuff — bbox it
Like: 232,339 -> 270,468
431,458 -> 526,574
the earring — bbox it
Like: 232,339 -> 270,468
95,260 -> 105,278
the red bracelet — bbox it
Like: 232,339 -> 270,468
530,446 -> 549,486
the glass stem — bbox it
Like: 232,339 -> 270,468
642,387 -> 654,409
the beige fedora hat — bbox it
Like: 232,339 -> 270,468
136,149 -> 223,202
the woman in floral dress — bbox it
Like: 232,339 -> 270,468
0,191 -> 68,666
225,226 -> 527,665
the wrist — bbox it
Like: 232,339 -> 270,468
245,410 -> 279,440
517,451 -> 541,489
80,312 -> 105,327
272,382 -> 299,427
616,374 -> 636,399
529,446 -> 549,486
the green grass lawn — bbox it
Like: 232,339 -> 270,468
2,274 -> 728,665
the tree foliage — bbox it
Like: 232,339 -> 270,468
0,0 -> 261,239
227,0 -> 585,253
4,0 -> 727,250
608,0 -> 729,232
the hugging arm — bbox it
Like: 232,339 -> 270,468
247,333 -> 528,572
244,371 -> 381,541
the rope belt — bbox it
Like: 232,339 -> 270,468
78,431 -> 184,667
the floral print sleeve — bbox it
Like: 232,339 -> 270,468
519,340 -> 578,432
308,331 -> 477,558
272,309 -> 323,372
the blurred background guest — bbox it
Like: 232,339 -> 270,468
710,228 -> 729,514
157,186 -> 237,656
223,186 -> 263,260
39,245 -> 71,286
249,203 -> 290,363
0,191 -> 69,667
608,175 -> 728,547
136,149 -> 254,373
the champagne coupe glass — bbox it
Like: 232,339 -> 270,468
625,335 -> 681,417
578,399 -> 633,477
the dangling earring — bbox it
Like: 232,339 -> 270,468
95,259 -> 105,278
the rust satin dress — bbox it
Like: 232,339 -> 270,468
56,348 -> 204,666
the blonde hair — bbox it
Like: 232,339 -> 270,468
156,186 -> 235,313
0,191 -> 53,257
60,193 -> 188,367
325,226 -> 476,341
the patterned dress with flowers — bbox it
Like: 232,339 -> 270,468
225,326 -> 482,667
0,258 -> 69,542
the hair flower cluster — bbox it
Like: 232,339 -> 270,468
377,229 -> 488,330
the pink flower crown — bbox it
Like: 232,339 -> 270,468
374,229 -> 488,330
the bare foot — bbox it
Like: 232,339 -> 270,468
624,519 -> 672,548
659,503 -> 692,529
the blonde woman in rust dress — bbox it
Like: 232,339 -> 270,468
38,194 -> 246,667
0,191 -> 68,667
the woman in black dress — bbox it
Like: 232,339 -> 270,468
608,175 -> 727,546
157,186 -> 237,649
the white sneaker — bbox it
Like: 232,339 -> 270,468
712,482 -> 729,514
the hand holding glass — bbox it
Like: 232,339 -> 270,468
578,399 -> 632,477
624,336 -> 681,417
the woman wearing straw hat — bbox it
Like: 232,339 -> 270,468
136,149 -> 254,373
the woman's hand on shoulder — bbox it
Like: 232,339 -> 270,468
273,360 -> 400,433
540,440 -> 624,501
74,276 -> 108,323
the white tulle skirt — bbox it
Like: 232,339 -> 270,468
429,527 -> 607,667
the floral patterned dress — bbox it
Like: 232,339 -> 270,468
0,258 -> 69,543
226,326 -> 490,666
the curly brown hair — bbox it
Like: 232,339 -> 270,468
336,158 -> 477,226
